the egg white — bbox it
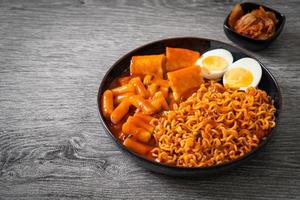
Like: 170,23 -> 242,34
196,49 -> 233,79
223,57 -> 262,91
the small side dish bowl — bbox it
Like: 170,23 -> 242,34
97,37 -> 282,177
223,2 -> 286,51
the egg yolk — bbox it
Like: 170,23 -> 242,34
202,55 -> 228,71
224,67 -> 253,88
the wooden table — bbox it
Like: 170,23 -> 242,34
0,0 -> 299,199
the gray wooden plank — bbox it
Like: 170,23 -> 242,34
0,0 -> 299,199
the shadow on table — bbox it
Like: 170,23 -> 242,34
256,30 -> 299,63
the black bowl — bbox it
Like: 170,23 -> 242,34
224,2 -> 286,51
97,37 -> 282,177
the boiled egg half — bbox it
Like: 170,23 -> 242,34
223,57 -> 262,90
196,49 -> 233,79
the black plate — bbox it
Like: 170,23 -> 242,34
97,37 -> 282,177
224,2 -> 286,51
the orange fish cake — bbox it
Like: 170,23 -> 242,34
166,47 -> 200,72
167,66 -> 203,101
130,54 -> 165,78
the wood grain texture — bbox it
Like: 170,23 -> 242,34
0,0 -> 299,199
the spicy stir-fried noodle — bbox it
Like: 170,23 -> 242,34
151,81 -> 276,167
